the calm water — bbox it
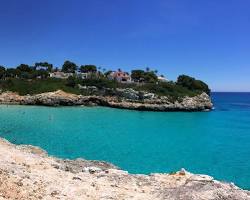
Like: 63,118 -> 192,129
0,93 -> 250,189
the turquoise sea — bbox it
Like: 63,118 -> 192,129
0,92 -> 250,189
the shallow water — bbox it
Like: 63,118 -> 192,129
0,92 -> 250,189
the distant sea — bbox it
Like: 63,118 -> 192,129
0,92 -> 250,189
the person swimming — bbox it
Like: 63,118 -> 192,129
49,115 -> 53,121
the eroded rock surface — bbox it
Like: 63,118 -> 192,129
0,90 -> 213,111
0,138 -> 249,200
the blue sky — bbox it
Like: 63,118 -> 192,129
0,0 -> 250,91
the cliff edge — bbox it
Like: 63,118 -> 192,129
0,89 -> 213,111
0,138 -> 249,200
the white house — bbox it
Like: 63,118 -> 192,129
49,72 -> 73,79
157,76 -> 169,82
77,72 -> 88,79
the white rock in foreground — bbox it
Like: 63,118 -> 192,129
0,138 -> 249,200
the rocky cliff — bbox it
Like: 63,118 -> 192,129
0,138 -> 249,200
0,89 -> 213,111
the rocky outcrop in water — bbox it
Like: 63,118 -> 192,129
0,138 -> 249,200
0,89 -> 213,111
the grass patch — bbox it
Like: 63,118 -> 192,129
0,78 -> 81,95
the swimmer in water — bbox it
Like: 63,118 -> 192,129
49,115 -> 53,121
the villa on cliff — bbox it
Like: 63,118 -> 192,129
49,71 -> 91,79
76,72 -> 89,79
49,71 -> 73,79
108,70 -> 132,83
49,70 -> 168,84
157,75 -> 169,82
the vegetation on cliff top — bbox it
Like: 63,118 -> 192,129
0,61 -> 210,98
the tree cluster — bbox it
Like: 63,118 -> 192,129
0,64 -> 50,80
61,62 -> 99,74
131,70 -> 158,83
80,65 -> 97,73
176,75 -> 210,95
61,61 -> 77,73
0,61 -> 210,95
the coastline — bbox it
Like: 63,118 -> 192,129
0,90 -> 213,112
0,137 -> 249,199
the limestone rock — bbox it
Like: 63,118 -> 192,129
0,138 -> 249,200
0,90 -> 213,111
116,88 -> 140,100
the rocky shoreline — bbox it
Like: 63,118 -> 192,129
0,89 -> 213,111
0,138 -> 249,200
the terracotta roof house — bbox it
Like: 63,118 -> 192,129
108,71 -> 131,82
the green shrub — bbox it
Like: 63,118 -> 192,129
0,75 -> 209,99
0,78 -> 80,95
66,76 -> 77,87
177,75 -> 210,95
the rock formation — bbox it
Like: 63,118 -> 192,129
0,89 -> 213,111
0,138 -> 249,200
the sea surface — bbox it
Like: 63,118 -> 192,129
0,92 -> 250,189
